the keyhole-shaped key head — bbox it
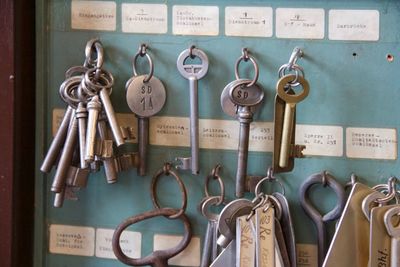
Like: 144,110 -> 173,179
228,80 -> 264,107
177,48 -> 209,80
276,74 -> 309,104
126,75 -> 166,118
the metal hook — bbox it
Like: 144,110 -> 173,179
242,47 -> 250,62
163,162 -> 171,175
345,173 -> 358,190
211,164 -> 222,179
189,45 -> 196,59
287,47 -> 303,70
321,170 -> 328,187
376,176 -> 398,204
138,43 -> 148,57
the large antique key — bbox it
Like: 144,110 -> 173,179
229,80 -> 264,197
275,74 -> 309,169
176,46 -> 209,175
126,45 -> 166,176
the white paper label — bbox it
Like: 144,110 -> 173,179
49,224 -> 95,256
71,1 -> 116,31
150,116 -> 190,147
346,127 -> 397,160
249,122 -> 274,152
329,10 -> 379,41
296,125 -> 343,157
154,235 -> 200,266
225,6 -> 273,37
95,228 -> 141,259
121,4 -> 167,34
276,8 -> 325,39
172,5 -> 219,36
297,244 -> 318,267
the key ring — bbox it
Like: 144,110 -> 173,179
254,167 -> 286,196
132,43 -> 154,83
112,208 -> 192,267
276,74 -> 310,103
151,163 -> 188,219
374,176 -> 398,204
84,38 -> 104,69
278,64 -> 305,87
234,48 -> 259,88
204,164 -> 225,206
59,76 -> 82,109
84,67 -> 114,91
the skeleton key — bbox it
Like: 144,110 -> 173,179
228,80 -> 264,197
276,74 -> 309,168
384,206 -> 400,267
85,95 -> 102,162
75,102 -> 88,169
200,196 -> 220,267
176,47 -> 209,175
236,214 -> 255,267
126,47 -> 166,176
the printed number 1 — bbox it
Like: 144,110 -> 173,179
141,85 -> 153,111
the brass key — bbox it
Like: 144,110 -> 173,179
276,74 -> 309,168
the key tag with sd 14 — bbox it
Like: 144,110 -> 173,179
126,44 -> 166,176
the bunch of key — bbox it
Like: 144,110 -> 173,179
324,177 -> 400,267
40,38 -> 129,207
273,47 -> 309,173
221,48 -> 265,197
204,169 -> 296,267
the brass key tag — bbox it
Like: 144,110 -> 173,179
236,215 -> 255,267
323,183 -> 375,267
255,206 -> 275,267
369,205 -> 397,267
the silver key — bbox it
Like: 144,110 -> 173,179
210,240 -> 236,267
384,206 -> 400,267
126,75 -> 166,176
176,47 -> 209,175
76,102 -> 88,169
228,80 -> 264,197
85,95 -> 102,162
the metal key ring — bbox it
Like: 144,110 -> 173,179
59,76 -> 82,108
112,208 -> 192,267
276,74 -> 310,103
81,72 -> 113,96
132,44 -> 154,83
278,64 -> 305,87
234,50 -> 259,88
84,67 -> 114,90
375,177 -> 397,204
201,196 -> 223,221
372,184 -> 400,204
151,163 -> 188,219
254,167 -> 286,196
204,164 -> 225,206
84,38 -> 104,68
65,66 -> 88,79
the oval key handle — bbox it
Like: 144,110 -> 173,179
228,79 -> 265,107
112,208 -> 192,267
384,206 -> 400,237
176,47 -> 209,80
276,74 -> 309,103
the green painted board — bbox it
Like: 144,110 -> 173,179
35,0 -> 400,266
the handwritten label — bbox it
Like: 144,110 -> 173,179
296,125 -> 343,157
236,215 -> 255,266
225,6 -> 273,37
95,228 -> 141,259
49,224 -> 95,256
121,4 -> 167,34
71,1 -> 116,31
154,235 -> 200,266
346,127 -> 397,160
276,8 -> 325,39
329,10 -> 379,41
172,5 -> 219,36
297,244 -> 317,267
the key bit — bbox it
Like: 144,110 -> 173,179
290,144 -> 306,158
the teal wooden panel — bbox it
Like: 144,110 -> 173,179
35,0 -> 400,266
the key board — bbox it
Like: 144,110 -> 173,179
35,0 -> 400,266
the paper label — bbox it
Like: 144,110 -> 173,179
329,10 -> 379,41
297,243 -> 318,267
121,4 -> 167,34
225,6 -> 273,37
296,125 -> 343,157
346,127 -> 397,160
276,8 -> 325,39
249,122 -> 274,152
49,224 -> 95,256
150,116 -> 190,147
154,235 -> 200,266
95,228 -> 141,259
172,5 -> 219,36
71,1 -> 116,31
